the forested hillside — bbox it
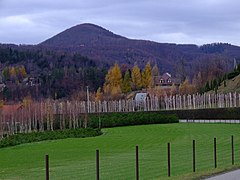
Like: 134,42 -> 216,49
40,23 -> 240,80
1,23 -> 240,101
0,44 -> 107,101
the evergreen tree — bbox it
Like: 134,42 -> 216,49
142,62 -> 152,88
151,64 -> 160,76
176,58 -> 186,82
179,78 -> 196,94
193,71 -> 203,91
122,70 -> 132,93
2,67 -> 10,80
179,78 -> 189,94
95,87 -> 103,101
205,81 -> 210,92
170,83 -> 177,95
9,67 -> 17,82
224,80 -> 226,87
103,63 -> 123,98
112,63 -> 122,87
111,86 -> 122,98
131,64 -> 142,90
19,65 -> 27,79
237,64 -> 240,72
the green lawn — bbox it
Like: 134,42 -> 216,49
0,123 -> 240,179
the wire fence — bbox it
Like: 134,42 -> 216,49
43,135 -> 240,179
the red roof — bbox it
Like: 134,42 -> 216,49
1,104 -> 23,115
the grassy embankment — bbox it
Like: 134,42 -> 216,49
0,123 -> 239,179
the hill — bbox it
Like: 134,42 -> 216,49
39,23 -> 240,78
2,23 -> 240,100
0,44 -> 108,100
216,74 -> 240,93
40,23 -> 127,47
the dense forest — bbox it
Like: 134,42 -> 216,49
1,23 -> 240,102
40,24 -> 239,76
0,43 -> 238,102
0,45 -> 108,101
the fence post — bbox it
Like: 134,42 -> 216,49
45,154 -> 49,180
96,149 -> 100,180
168,143 -> 171,177
193,140 -> 196,172
232,136 -> 234,165
214,138 -> 217,168
136,145 -> 139,180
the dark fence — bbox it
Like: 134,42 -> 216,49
180,119 -> 240,123
44,136 -> 239,179
163,107 -> 240,120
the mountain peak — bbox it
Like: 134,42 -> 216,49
68,23 -> 110,33
74,23 -> 106,29
40,23 -> 126,47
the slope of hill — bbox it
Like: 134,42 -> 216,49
2,23 -> 240,100
0,45 -> 108,100
39,23 -> 240,77
40,23 -> 127,47
217,74 -> 240,93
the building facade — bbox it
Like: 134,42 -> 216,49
153,73 -> 180,87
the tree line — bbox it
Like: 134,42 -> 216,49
95,62 -> 159,100
0,45 -> 236,102
202,64 -> 240,93
0,46 -> 108,101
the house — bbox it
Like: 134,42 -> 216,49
134,92 -> 150,109
0,83 -> 6,92
0,104 -> 23,135
23,77 -> 41,86
126,92 -> 150,109
5,80 -> 15,88
153,73 -> 180,87
1,104 -> 23,116
1,104 -> 24,124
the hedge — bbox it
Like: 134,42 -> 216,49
0,128 -> 102,148
161,107 -> 240,120
88,112 -> 178,128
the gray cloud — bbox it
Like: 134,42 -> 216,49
0,0 -> 240,45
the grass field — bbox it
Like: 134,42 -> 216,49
0,123 -> 240,179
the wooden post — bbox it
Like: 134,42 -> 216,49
168,143 -> 171,177
96,149 -> 100,180
193,140 -> 196,172
136,145 -> 139,180
232,136 -> 234,165
214,138 -> 217,168
45,154 -> 49,180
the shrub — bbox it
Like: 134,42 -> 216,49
88,112 -> 178,128
227,71 -> 239,80
0,128 -> 102,148
163,108 -> 240,120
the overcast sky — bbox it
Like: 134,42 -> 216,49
0,0 -> 240,45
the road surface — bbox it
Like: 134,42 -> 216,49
205,169 -> 240,180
